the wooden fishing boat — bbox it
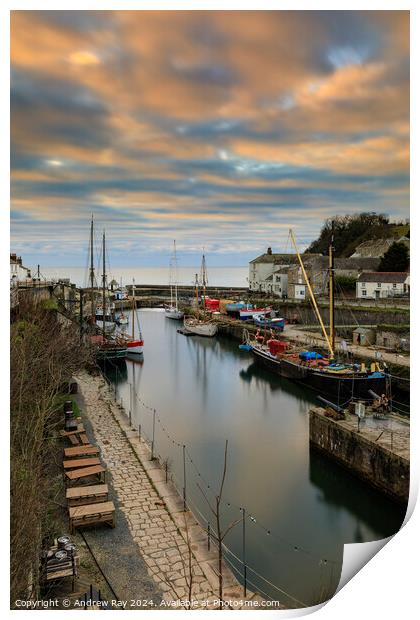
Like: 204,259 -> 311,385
249,229 -> 389,405
183,252 -> 217,336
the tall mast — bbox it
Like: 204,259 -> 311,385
169,246 -> 173,309
132,278 -> 135,340
195,273 -> 199,311
89,215 -> 96,320
329,226 -> 335,354
200,251 -> 207,308
173,240 -> 178,311
102,230 -> 106,337
289,229 -> 334,358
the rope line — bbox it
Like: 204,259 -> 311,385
103,356 -> 341,569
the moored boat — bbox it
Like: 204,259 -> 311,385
183,252 -> 217,337
254,315 -> 285,330
165,240 -> 184,321
118,279 -> 144,355
183,317 -> 218,337
239,306 -> 273,320
248,229 -> 389,404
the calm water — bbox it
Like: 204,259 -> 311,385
38,266 -> 249,288
102,310 -> 405,608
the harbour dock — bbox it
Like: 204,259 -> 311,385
308,407 -> 409,503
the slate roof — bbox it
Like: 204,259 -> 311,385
357,272 -> 409,283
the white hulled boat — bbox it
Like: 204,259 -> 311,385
183,252 -> 218,337
165,240 -> 184,320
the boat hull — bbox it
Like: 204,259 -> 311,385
125,340 -> 144,355
251,346 -> 388,404
240,308 -> 272,320
183,319 -> 218,337
165,309 -> 184,320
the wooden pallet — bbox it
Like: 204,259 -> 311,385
64,445 -> 100,459
65,465 -> 106,485
69,501 -> 116,534
63,457 -> 101,470
60,426 -> 89,445
66,484 -> 109,507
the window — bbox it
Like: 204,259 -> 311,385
377,283 -> 381,288
361,282 -> 365,288
393,283 -> 397,289
362,290 -> 367,296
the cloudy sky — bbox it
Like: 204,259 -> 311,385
10,10 -> 409,267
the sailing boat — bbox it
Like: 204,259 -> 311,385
93,230 -> 127,360
118,280 -> 144,355
184,252 -> 217,337
86,216 -> 116,335
165,240 -> 184,320
249,230 -> 389,404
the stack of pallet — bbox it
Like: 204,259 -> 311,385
61,418 -> 116,535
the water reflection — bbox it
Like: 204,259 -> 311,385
309,448 -> 406,540
103,310 -> 405,608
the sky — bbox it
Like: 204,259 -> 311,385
10,10 -> 409,268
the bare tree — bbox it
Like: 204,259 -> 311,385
198,440 -> 241,609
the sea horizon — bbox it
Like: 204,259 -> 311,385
38,265 -> 249,288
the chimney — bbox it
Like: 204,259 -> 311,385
267,247 -> 272,255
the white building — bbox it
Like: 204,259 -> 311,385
10,253 -> 31,285
356,272 -> 409,299
249,248 -> 295,298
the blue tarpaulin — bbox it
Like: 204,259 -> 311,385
299,351 -> 323,360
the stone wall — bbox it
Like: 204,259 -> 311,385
309,408 -> 409,503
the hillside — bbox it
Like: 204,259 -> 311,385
305,213 -> 409,257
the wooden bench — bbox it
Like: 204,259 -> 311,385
65,465 -> 106,485
69,501 -> 116,534
66,484 -> 109,507
63,457 -> 101,470
64,445 -> 100,459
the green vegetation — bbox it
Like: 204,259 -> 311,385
377,324 -> 410,334
305,213 -> 409,257
378,242 -> 410,272
41,298 -> 58,311
11,299 -> 92,604
335,275 -> 357,291
52,393 -> 81,418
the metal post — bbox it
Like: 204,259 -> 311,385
207,522 -> 211,551
182,444 -> 187,511
242,507 -> 247,598
129,383 -> 133,420
151,409 -> 156,460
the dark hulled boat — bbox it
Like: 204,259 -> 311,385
249,229 -> 389,404
251,344 -> 388,405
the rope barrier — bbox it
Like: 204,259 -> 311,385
102,355 -> 341,570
